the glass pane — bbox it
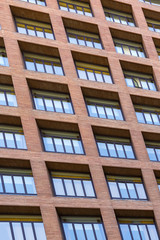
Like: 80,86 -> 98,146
36,61 -> 45,72
63,101 -> 73,114
95,72 -> 103,82
130,47 -> 138,57
15,134 -> 27,149
7,93 -> 17,107
141,80 -> 148,90
77,69 -> 87,79
54,100 -> 63,113
127,183 -> 137,199
120,224 -> 132,240
105,107 -> 114,119
63,223 -> 76,240
68,35 -> 78,44
118,182 -> 129,198
54,65 -> 63,76
94,223 -> 106,240
84,224 -> 96,240
97,142 -> 108,157
24,176 -> 37,194
54,138 -> 64,153
148,225 -> 159,240
147,148 -> 157,161
34,223 -> 47,240
0,222 -> 12,240
148,82 -> 156,91
64,179 -> 75,196
28,28 -> 36,36
113,108 -> 123,120
126,78 -> 134,87
73,180 -> 84,197
44,99 -> 54,112
108,182 -> 120,198
87,70 -> 96,81
130,225 -> 141,240
115,44 -> 123,54
5,133 -> 16,148
45,62 -> 54,74
23,223 -> 35,240
74,224 -> 86,240
43,137 -> 55,152
17,26 -> 27,34
53,178 -> 65,196
86,39 -> 93,47
155,149 -> 160,161
83,180 -> 95,197
25,58 -> 35,71
78,38 -> 86,46
139,225 -> 150,240
135,183 -> 147,199
97,106 -> 106,118
0,132 -> 5,147
115,144 -> 125,158
63,139 -> 74,153
136,112 -> 145,123
13,176 -> 25,194
124,145 -> 135,159
103,72 -> 112,84
88,105 -> 98,117
0,92 -> 6,105
3,175 -> 14,193
34,97 -> 45,110
107,143 -> 117,157
72,140 -> 84,154
144,113 -> 152,124
12,222 -> 24,240
152,113 -> 160,125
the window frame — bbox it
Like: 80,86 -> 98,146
20,0 -> 47,6
58,0 -> 93,17
146,142 -> 160,162
135,105 -> 160,125
51,171 -> 96,198
0,48 -> 9,67
0,84 -> 17,107
139,0 -> 160,6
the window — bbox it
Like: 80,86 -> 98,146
96,135 -> 135,159
104,9 -> 135,27
0,126 -> 27,150
76,61 -> 113,84
32,89 -> 74,114
61,216 -> 107,240
0,168 -> 36,195
86,97 -> 124,120
0,48 -> 9,67
146,141 -> 160,162
107,175 -> 147,200
124,71 -> 157,91
20,0 -> 46,6
0,215 -> 46,240
15,17 -> 54,39
0,85 -> 17,107
66,28 -> 103,49
58,0 -> 93,17
156,47 -> 160,60
135,105 -> 160,125
23,52 -> 64,75
114,39 -> 146,58
139,0 -> 160,6
52,172 -> 96,198
41,130 -> 84,154
147,18 -> 160,33
118,218 -> 159,240
157,179 -> 160,191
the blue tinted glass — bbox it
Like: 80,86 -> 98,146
63,223 -> 76,240
120,224 -> 132,240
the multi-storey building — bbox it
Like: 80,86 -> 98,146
1,0 -> 160,239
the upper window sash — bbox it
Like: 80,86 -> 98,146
147,18 -> 160,32
20,0 -> 46,6
32,89 -> 74,114
0,84 -> 17,107
118,218 -> 159,240
58,0 -> 93,17
0,48 -> 9,67
15,17 -> 54,39
139,0 -> 160,6
86,97 -> 124,120
104,8 -> 135,27
61,216 -> 107,240
52,171 -> 96,198
0,125 -> 27,150
107,175 -> 147,200
135,104 -> 160,125
124,71 -> 157,91
66,28 -> 103,49
0,215 -> 47,240
41,130 -> 85,154
76,61 -> 113,84
114,38 -> 146,58
23,52 -> 64,76
96,135 -> 135,159
0,168 -> 37,195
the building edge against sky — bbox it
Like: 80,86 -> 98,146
0,0 -> 160,239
